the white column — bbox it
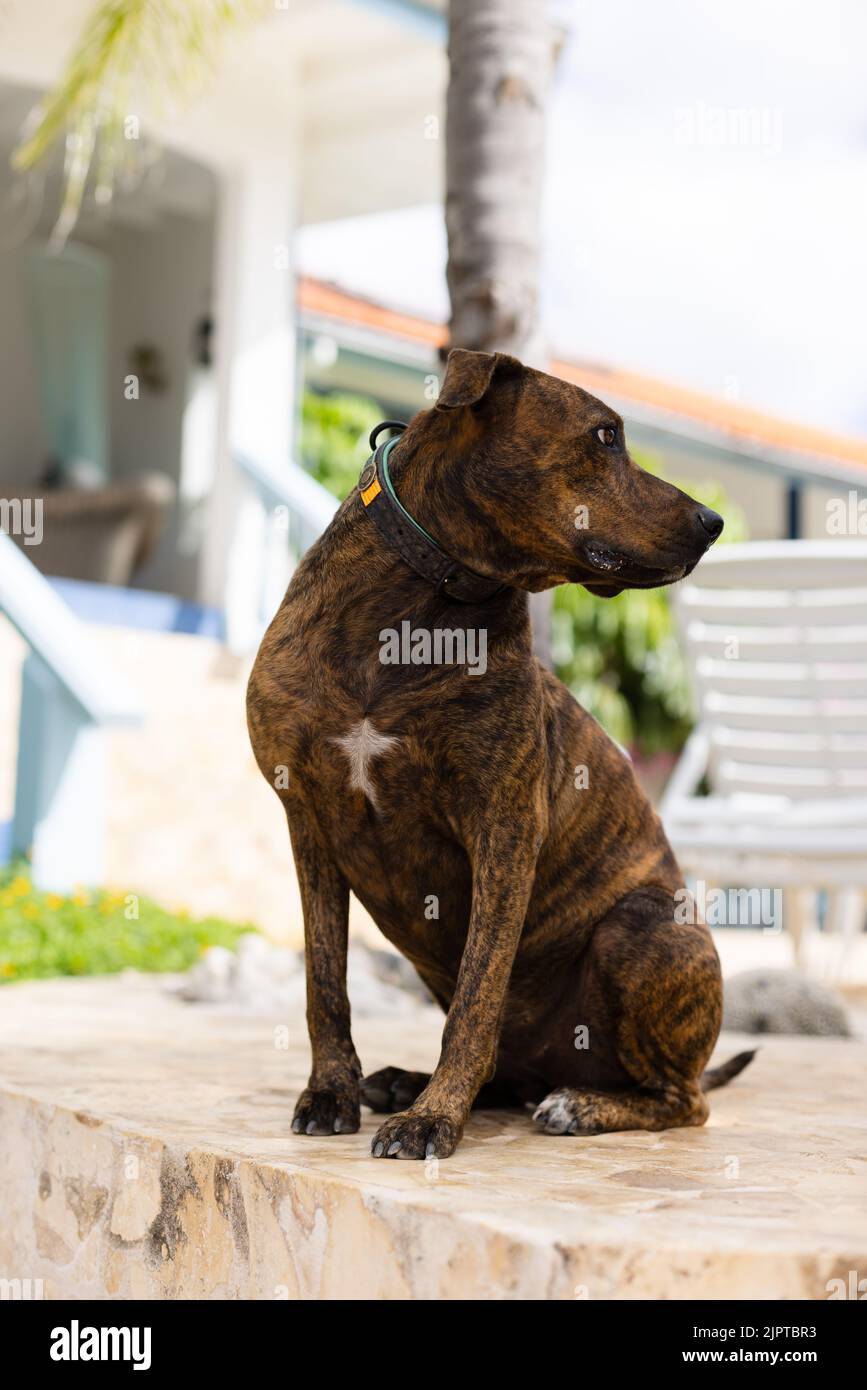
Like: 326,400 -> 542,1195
200,154 -> 297,649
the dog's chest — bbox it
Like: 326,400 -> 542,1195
319,713 -> 447,849
314,715 -> 472,954
330,717 -> 400,813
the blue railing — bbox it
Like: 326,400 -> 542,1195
235,452 -> 338,543
1,456 -> 335,887
232,453 -> 339,644
0,531 -> 142,890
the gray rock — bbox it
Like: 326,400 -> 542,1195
175,935 -> 431,1018
723,969 -> 850,1037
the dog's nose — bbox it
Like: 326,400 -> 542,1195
696,505 -> 724,542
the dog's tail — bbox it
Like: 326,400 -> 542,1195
700,1049 -> 757,1093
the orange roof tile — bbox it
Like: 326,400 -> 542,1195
299,276 -> 446,349
297,276 -> 867,473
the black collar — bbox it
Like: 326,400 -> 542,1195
358,421 -> 505,603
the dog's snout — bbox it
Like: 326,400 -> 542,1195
695,505 -> 724,543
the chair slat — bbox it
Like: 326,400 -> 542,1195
686,620 -> 867,661
680,589 -> 867,625
693,656 -> 867,697
714,759 -> 867,797
710,728 -> 867,768
701,691 -> 867,731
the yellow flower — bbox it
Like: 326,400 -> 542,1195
0,962 -> 16,977
10,876 -> 30,897
45,894 -> 64,910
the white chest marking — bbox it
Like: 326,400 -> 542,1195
333,718 -> 399,809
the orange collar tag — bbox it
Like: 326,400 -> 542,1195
361,477 -> 381,506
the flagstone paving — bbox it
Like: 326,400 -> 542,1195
1,973 -> 865,1300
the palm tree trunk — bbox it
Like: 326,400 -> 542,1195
445,0 -> 559,661
445,0 -> 556,358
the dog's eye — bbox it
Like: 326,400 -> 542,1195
596,426 -> 617,447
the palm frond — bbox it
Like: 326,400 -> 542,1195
13,0 -> 269,241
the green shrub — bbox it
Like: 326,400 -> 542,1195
0,865 -> 254,984
301,389 -> 383,500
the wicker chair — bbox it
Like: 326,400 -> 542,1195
1,472 -> 175,585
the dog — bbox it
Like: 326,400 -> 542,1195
247,349 -> 754,1160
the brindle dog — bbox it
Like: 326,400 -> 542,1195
247,350 -> 754,1160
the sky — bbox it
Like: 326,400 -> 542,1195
298,0 -> 867,438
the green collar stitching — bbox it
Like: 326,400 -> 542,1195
379,436 -> 439,549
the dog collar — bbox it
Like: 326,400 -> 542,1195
358,421 -> 504,603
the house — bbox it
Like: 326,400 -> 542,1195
1,0 -> 865,894
0,0 -> 449,886
0,0 -> 448,619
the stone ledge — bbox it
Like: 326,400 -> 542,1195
0,974 -> 865,1300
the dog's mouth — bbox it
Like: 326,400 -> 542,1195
583,543 -> 626,575
579,540 -> 694,597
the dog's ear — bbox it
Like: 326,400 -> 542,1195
435,349 -> 523,410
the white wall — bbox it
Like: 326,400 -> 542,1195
102,210 -> 216,599
0,205 -> 217,599
0,110 -> 217,600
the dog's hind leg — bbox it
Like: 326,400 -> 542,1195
533,1081 -> 708,1135
533,893 -> 727,1137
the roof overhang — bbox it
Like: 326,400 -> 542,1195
0,0 -> 445,222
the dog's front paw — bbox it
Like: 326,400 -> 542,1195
370,1109 -> 461,1160
532,1088 -> 603,1136
292,1085 -> 360,1136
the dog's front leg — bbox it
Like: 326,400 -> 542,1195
371,821 -> 540,1160
289,813 -> 362,1136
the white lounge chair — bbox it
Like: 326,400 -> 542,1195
661,540 -> 867,972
